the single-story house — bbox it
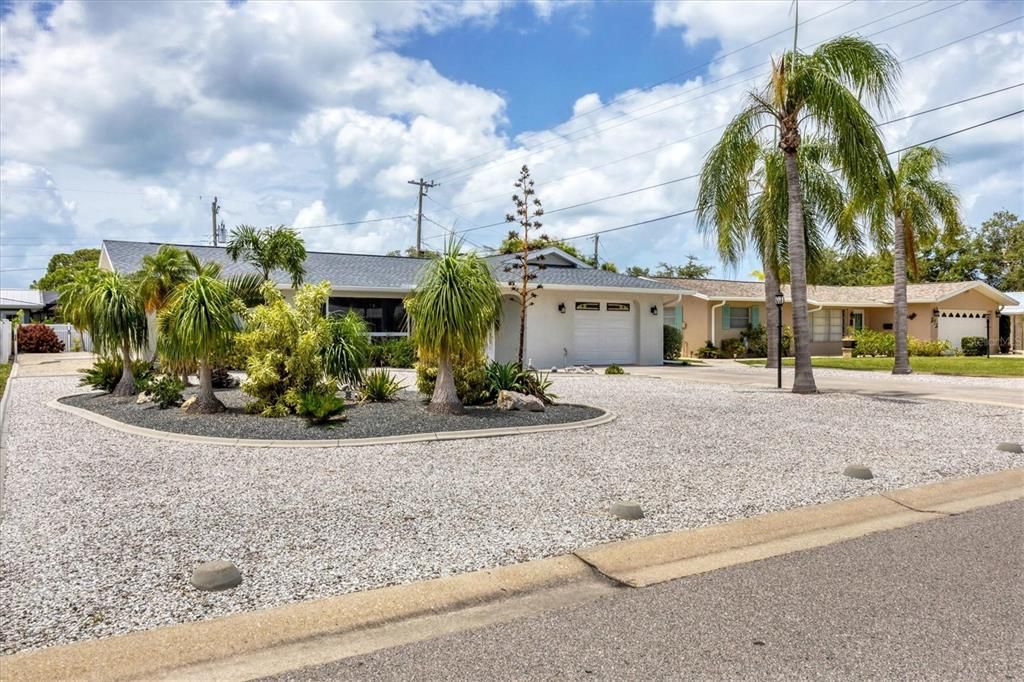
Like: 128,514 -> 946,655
0,288 -> 59,322
1003,292 -> 1024,353
656,278 -> 1017,357
100,240 -> 688,367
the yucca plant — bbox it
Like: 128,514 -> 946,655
359,369 -> 404,403
485,361 -> 525,394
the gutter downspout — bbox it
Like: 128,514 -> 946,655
710,300 -> 726,347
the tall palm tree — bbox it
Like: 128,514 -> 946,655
700,37 -> 899,392
225,225 -> 307,288
84,271 -> 149,397
159,253 -> 241,413
406,239 -> 501,414
848,146 -> 961,374
698,137 -> 850,370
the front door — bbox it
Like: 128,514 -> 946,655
851,309 -> 865,331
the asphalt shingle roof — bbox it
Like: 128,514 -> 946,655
102,241 -> 681,293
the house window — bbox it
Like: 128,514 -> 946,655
575,302 -> 600,311
328,297 -> 407,335
606,302 -> 631,312
728,306 -> 750,329
812,309 -> 843,342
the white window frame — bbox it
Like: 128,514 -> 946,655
812,309 -> 844,342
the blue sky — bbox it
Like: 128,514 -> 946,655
1,0 -> 1022,287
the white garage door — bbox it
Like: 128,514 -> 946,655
937,310 -> 986,350
573,301 -> 637,365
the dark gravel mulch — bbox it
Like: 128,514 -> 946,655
59,387 -> 604,441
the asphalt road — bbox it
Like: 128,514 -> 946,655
262,500 -> 1024,681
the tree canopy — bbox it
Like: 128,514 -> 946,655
625,257 -> 714,279
32,248 -> 100,292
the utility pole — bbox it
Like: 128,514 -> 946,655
408,178 -> 438,257
592,235 -> 599,268
211,196 -> 220,246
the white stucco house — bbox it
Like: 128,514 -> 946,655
100,240 -> 689,367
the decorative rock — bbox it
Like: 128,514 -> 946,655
996,442 -> 1023,454
609,501 -> 644,520
136,392 -> 152,405
843,465 -> 874,480
180,396 -> 196,411
190,560 -> 242,591
496,390 -> 545,412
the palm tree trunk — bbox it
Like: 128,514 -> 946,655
782,149 -> 817,394
764,263 -> 780,369
187,357 -> 225,414
112,339 -> 136,397
429,350 -> 464,415
891,214 -> 912,374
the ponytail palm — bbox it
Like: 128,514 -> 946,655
159,253 -> 241,413
406,239 -> 501,414
700,36 -> 899,393
85,271 -> 149,396
850,146 -> 961,374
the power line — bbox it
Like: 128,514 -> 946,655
290,214 -> 413,231
435,9 -> 1012,214
555,108 -> 1024,245
430,0 -> 966,184
426,0 -> 866,179
424,81 -> 1023,241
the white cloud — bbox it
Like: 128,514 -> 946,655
215,143 -> 276,172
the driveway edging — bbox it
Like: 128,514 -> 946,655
46,398 -> 617,448
0,361 -> 20,518
3,468 -> 1020,682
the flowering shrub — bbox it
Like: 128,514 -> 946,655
17,324 -> 64,353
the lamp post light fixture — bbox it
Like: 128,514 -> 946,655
774,291 -> 785,389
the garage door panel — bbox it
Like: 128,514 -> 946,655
573,303 -> 637,364
937,310 -> 986,350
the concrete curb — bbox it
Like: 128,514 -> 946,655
46,398 -> 616,448
0,361 -> 20,519
2,469 -> 1020,681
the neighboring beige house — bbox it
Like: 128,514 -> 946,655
657,278 -> 1017,357
1004,292 -> 1024,353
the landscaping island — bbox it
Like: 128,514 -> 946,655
60,386 -> 604,441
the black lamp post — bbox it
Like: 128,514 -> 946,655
774,291 -> 785,389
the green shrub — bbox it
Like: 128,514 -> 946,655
908,337 -> 951,357
235,283 -> 338,416
79,357 -> 153,393
142,375 -> 184,409
323,311 -> 372,385
604,364 -> 625,375
381,337 -> 416,368
295,389 -> 346,425
720,338 -> 745,359
740,324 -> 767,357
695,341 -> 722,359
416,354 -> 491,405
663,325 -> 681,360
17,324 -> 64,353
961,336 -> 987,356
851,328 -> 895,357
360,368 -> 404,402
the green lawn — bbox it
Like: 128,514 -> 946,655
0,363 -> 10,397
738,356 -> 1024,378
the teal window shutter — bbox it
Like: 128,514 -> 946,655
722,304 -> 731,329
751,306 -> 760,327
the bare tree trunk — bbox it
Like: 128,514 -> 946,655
186,357 -> 225,414
892,214 -> 912,374
111,339 -> 137,397
782,147 -> 817,394
429,350 -> 464,415
764,263 -> 780,369
180,371 -> 191,387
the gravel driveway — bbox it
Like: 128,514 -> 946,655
2,373 -> 1021,654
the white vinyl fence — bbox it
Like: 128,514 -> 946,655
46,323 -> 94,353
1,319 -> 10,364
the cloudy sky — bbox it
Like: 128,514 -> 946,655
1,0 -> 1022,288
